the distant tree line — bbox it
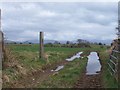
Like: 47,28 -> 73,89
6,38 -> 107,48
5,41 -> 32,45
44,39 -> 91,48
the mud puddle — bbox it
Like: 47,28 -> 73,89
66,52 -> 83,61
86,52 -> 101,75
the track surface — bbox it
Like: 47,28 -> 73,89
74,72 -> 102,88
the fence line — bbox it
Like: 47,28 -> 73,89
108,44 -> 119,81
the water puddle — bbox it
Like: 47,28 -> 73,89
66,52 -> 83,61
86,52 -> 101,75
51,65 -> 64,72
51,52 -> 83,72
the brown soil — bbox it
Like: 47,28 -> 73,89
3,51 -> 103,88
3,49 -> 75,88
74,72 -> 102,88
9,60 -> 69,88
74,58 -> 103,88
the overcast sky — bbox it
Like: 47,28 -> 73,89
0,2 -> 118,42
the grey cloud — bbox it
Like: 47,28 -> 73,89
0,2 -> 118,42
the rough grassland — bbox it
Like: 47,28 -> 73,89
39,55 -> 88,88
3,44 -> 118,88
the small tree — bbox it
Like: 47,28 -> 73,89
77,39 -> 82,44
98,42 -> 102,45
54,41 -> 60,44
29,42 -> 32,44
66,41 -> 70,44
20,42 -> 22,44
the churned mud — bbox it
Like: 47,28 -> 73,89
74,71 -> 102,88
74,52 -> 102,88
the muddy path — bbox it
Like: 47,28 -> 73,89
13,68 -> 53,88
11,60 -> 69,88
9,52 -> 84,88
74,71 -> 102,88
6,51 -> 103,88
74,57 -> 103,88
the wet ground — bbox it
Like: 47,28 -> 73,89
86,52 -> 101,75
74,52 -> 102,88
8,52 -> 83,88
4,51 -> 103,88
74,72 -> 102,88
66,52 -> 83,61
51,65 -> 64,72
10,60 -> 69,88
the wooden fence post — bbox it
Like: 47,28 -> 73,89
0,9 -> 4,62
0,9 -> 2,89
39,32 -> 44,59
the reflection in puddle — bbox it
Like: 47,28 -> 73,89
66,52 -> 83,61
51,52 -> 83,72
51,65 -> 64,72
86,52 -> 101,75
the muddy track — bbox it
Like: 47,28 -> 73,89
4,51 -> 78,88
74,59 -> 103,88
74,72 -> 102,88
11,60 -> 69,88
6,51 -> 103,88
9,52 -> 86,88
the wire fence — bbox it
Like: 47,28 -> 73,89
108,44 -> 119,81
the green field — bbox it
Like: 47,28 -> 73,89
5,44 -> 89,70
3,44 -> 118,88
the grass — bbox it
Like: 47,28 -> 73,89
99,50 -> 118,88
3,44 -> 90,86
3,44 -> 118,88
6,44 -> 89,71
39,57 -> 88,88
102,68 -> 118,88
38,45 -> 109,88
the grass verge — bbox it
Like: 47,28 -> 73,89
39,57 -> 88,88
99,51 -> 118,88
